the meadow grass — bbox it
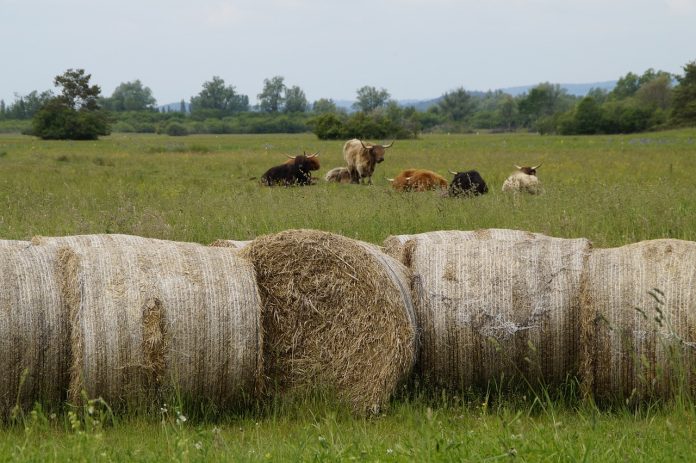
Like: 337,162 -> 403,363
2,129 -> 696,461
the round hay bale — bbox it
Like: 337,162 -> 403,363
0,242 -> 67,418
34,234 -> 262,410
384,229 -> 591,391
580,239 -> 696,403
210,239 -> 252,249
239,229 -> 417,415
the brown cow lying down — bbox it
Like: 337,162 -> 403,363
261,152 -> 320,186
388,169 -> 448,192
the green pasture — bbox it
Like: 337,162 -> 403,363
2,130 -> 696,461
1,130 -> 696,247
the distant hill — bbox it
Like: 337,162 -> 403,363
159,81 -> 617,114
157,101 -> 190,113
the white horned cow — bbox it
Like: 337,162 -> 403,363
342,139 -> 394,184
502,164 -> 543,194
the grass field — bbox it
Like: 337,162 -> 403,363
2,129 -> 696,461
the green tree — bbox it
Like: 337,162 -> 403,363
635,74 -> 672,110
353,86 -> 390,113
32,68 -> 109,140
103,80 -> 156,111
610,72 -> 641,100
573,97 -> 603,134
671,60 -> 696,125
437,87 -> 475,122
190,76 -> 248,114
496,94 -> 518,130
312,98 -> 338,114
284,85 -> 308,113
517,83 -> 572,129
258,76 -> 286,113
6,91 -> 53,119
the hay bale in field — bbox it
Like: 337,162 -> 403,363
34,234 -> 262,410
580,239 -> 696,402
210,239 -> 251,249
0,242 -> 67,417
239,229 -> 417,415
384,229 -> 591,390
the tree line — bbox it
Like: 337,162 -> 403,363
1,59 -> 695,140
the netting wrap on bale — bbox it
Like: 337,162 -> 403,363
34,234 -> 262,410
580,239 -> 696,402
0,241 -> 67,418
240,230 -> 417,415
384,229 -> 591,391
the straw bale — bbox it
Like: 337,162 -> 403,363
210,239 -> 252,249
240,229 -> 416,415
35,234 -> 262,409
384,229 -> 591,390
0,242 -> 67,417
580,239 -> 696,402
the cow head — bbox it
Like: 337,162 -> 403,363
286,151 -> 320,171
359,140 -> 394,164
515,164 -> 541,176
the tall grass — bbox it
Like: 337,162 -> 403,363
1,131 -> 696,247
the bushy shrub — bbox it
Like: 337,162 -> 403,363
161,121 -> 188,136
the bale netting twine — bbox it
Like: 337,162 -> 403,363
580,239 -> 696,403
0,240 -> 67,418
239,229 -> 417,415
33,234 -> 262,411
384,229 -> 591,391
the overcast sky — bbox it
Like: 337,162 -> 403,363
1,0 -> 695,106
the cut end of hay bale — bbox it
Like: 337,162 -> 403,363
240,229 -> 416,415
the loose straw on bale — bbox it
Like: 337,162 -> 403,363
240,229 -> 416,415
210,239 -> 252,250
580,239 -> 696,403
384,229 -> 591,391
33,234 -> 262,410
0,240 -> 67,418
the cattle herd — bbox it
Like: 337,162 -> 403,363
260,138 -> 542,196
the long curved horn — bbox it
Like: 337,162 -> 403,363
359,140 -> 369,149
382,140 -> 394,148
387,178 -> 394,182
307,151 -> 319,158
515,165 -> 522,170
531,163 -> 541,170
449,170 -> 458,175
286,154 -> 296,159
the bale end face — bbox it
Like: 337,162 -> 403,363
240,229 -> 416,415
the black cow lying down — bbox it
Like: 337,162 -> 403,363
447,170 -> 489,197
261,152 -> 320,186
